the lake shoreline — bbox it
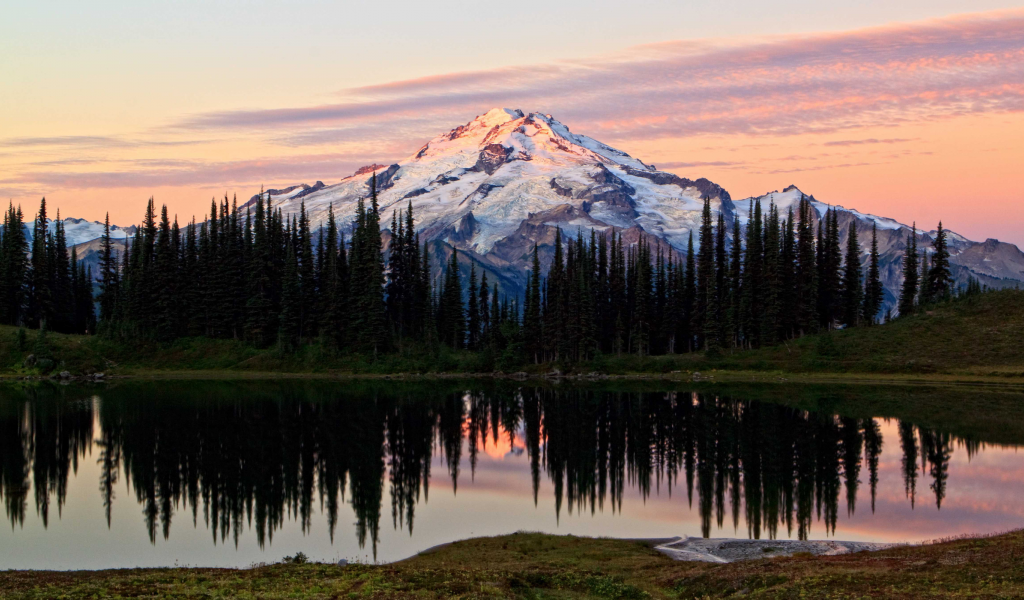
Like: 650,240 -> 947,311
2,531 -> 1021,598
6,367 -> 1024,389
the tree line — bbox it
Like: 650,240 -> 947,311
0,183 -> 966,362
0,199 -> 95,334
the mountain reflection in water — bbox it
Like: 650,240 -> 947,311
1,381 -> 1021,567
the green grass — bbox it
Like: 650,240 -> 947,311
3,530 -> 1023,598
583,289 -> 1024,377
0,327 -> 500,376
3,290 -> 1024,378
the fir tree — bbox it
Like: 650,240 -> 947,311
490,282 -> 503,351
918,251 -> 931,306
245,192 -> 275,347
795,197 -> 817,335
478,271 -> 489,347
418,238 -> 432,342
546,228 -> 567,360
779,209 -> 797,339
351,174 -> 388,355
278,231 -> 301,350
898,224 -> 919,316
29,198 -> 52,328
727,217 -> 743,348
714,213 -> 728,350
760,203 -> 781,346
467,261 -> 479,350
97,213 -> 121,325
817,208 -> 843,329
862,223 -> 883,325
611,233 -> 628,354
740,201 -> 763,347
154,205 -> 177,340
927,222 -> 952,299
0,203 -> 28,325
71,249 -> 95,334
683,232 -> 696,352
523,244 -> 542,362
404,205 -> 422,336
319,205 -> 347,348
49,213 -> 74,333
841,220 -> 862,327
439,248 -> 465,349
630,237 -> 652,356
296,201 -> 316,340
696,198 -> 715,351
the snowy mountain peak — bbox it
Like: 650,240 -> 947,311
478,107 -> 525,126
408,108 -> 652,173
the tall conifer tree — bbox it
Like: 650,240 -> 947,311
696,199 -> 715,351
97,213 -> 119,325
466,261 -> 479,350
898,224 -> 919,316
862,223 -> 883,324
841,221 -> 863,327
795,198 -> 817,335
927,222 -> 952,299
760,204 -> 781,345
0,204 -> 28,326
29,198 -> 52,328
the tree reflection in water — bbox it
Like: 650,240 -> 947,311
0,382 -> 993,558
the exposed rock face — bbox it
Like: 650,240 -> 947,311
444,212 -> 480,247
370,164 -> 402,191
949,238 -> 1024,280
353,164 -> 388,176
624,167 -> 732,204
476,143 -> 513,175
549,178 -> 573,198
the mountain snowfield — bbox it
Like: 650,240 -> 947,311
27,217 -> 135,245
62,108 -> 1024,313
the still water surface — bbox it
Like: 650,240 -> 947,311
1,380 -> 1022,569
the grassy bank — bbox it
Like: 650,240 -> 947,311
2,290 -> 1023,378
3,530 -> 1023,598
586,288 -> 1024,377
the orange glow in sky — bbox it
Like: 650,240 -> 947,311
1,6 -> 1022,244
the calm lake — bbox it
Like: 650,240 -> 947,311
1,379 -> 1022,569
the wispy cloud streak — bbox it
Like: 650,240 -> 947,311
0,153 -> 384,190
173,9 -> 1024,145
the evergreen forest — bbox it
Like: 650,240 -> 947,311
0,175 -> 975,366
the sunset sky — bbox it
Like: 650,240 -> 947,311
2,1 -> 1023,244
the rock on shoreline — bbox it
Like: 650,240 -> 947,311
655,536 -> 897,563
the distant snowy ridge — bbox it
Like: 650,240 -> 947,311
25,217 -> 135,247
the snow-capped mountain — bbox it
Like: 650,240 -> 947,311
268,108 -> 730,257
56,107 -> 1024,312
256,108 -> 1024,312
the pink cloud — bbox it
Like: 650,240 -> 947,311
169,9 -> 1024,146
0,153 -> 393,191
